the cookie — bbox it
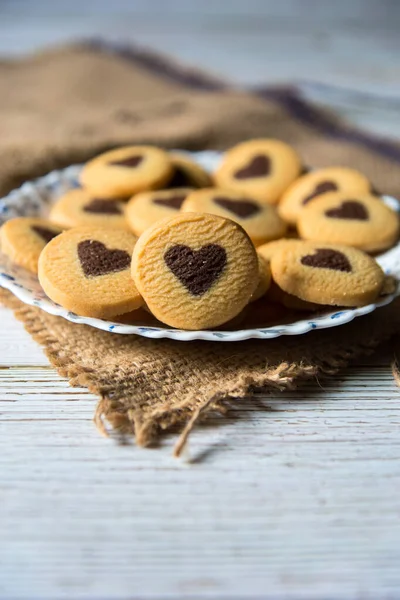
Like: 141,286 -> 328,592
49,189 -> 128,229
266,281 -> 321,312
80,146 -> 173,198
214,139 -> 302,204
126,188 -> 192,236
168,152 -> 212,188
278,167 -> 371,226
0,217 -> 63,274
297,192 -> 399,253
132,212 -> 259,330
38,227 -> 142,319
251,255 -> 272,302
270,241 -> 385,307
257,238 -> 304,263
114,307 -> 159,326
181,188 -> 287,246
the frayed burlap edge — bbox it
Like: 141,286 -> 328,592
2,288 -> 398,456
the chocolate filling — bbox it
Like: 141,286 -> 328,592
301,248 -> 352,272
164,243 -> 227,296
213,196 -> 261,218
168,167 -> 195,188
234,154 -> 271,179
83,199 -> 123,215
302,180 -> 338,205
109,155 -> 143,168
77,240 -> 131,277
325,200 -> 369,221
152,194 -> 187,209
31,226 -> 60,244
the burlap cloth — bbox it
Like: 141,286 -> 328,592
1,41 -> 400,454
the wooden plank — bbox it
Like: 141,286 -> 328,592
1,2 -> 400,597
1,359 -> 400,598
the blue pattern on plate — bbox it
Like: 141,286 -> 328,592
0,156 -> 399,342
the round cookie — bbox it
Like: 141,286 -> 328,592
266,281 -> 321,312
80,146 -> 173,198
38,227 -> 143,319
181,188 -> 287,246
214,139 -> 302,204
279,167 -> 371,226
251,255 -> 272,302
132,212 -> 259,330
0,217 -> 63,274
49,189 -> 128,229
270,241 -> 385,307
126,188 -> 193,236
257,238 -> 304,263
297,192 -> 399,253
168,152 -> 212,188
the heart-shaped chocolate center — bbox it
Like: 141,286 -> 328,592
213,196 -> 261,218
83,199 -> 123,215
109,155 -> 143,168
164,244 -> 227,296
302,180 -> 338,205
325,200 -> 369,221
31,225 -> 60,243
153,194 -> 187,209
301,248 -> 352,272
77,240 -> 131,277
168,167 -> 194,188
234,154 -> 271,179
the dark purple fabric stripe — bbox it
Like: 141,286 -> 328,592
84,39 -> 400,163
84,39 -> 226,91
257,86 -> 400,163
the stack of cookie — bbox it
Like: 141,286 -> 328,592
1,140 -> 398,330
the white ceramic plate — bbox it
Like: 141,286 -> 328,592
1,151 -> 399,341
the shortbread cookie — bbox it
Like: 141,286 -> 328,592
114,307 -> 159,326
0,217 -> 63,274
38,227 -> 142,319
278,167 -> 371,225
49,189 -> 128,229
126,188 -> 192,236
298,192 -> 399,253
80,146 -> 173,197
257,238 -> 304,263
266,281 -> 321,312
168,152 -> 212,188
270,241 -> 384,307
181,188 -> 287,246
132,212 -> 259,329
251,255 -> 272,302
214,139 -> 302,204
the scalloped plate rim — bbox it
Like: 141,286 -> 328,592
0,150 -> 399,342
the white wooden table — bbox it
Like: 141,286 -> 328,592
1,2 -> 400,598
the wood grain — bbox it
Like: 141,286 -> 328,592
1,304 -> 400,599
2,2 -> 400,597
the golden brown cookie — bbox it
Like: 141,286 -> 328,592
270,241 -> 385,307
297,192 -> 400,253
49,189 -> 128,229
266,281 -> 321,312
168,152 -> 212,188
214,139 -> 302,204
0,217 -> 63,274
38,227 -> 142,319
257,238 -> 304,263
126,188 -> 192,236
131,212 -> 259,329
251,255 -> 272,302
80,146 -> 173,198
181,188 -> 287,246
278,167 -> 371,226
